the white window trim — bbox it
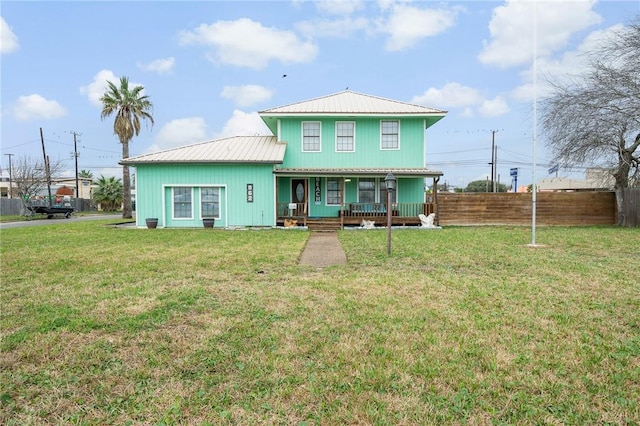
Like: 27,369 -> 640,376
356,178 -> 377,203
199,186 -> 222,220
357,178 -> 399,203
302,121 -> 322,152
380,119 -> 400,150
172,186 -> 194,220
335,121 -> 355,152
161,184 -> 228,227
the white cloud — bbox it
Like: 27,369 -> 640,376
478,96 -> 510,117
381,4 -> 461,51
80,69 -> 119,107
138,57 -> 175,74
220,85 -> 274,108
478,0 -> 601,68
1,17 -> 19,54
460,107 -> 475,118
215,110 -> 271,139
412,82 -> 484,109
178,18 -> 317,69
511,23 -> 623,103
147,111 -> 271,153
149,117 -> 209,152
13,94 -> 67,121
296,17 -> 370,38
315,0 -> 364,15
413,82 -> 510,118
377,0 -> 396,12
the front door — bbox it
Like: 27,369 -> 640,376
291,179 -> 307,217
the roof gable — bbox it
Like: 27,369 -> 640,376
120,136 -> 284,165
259,90 -> 446,116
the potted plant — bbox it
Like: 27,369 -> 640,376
145,218 -> 158,229
202,217 -> 215,228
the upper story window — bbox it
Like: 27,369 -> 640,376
336,121 -> 355,152
381,120 -> 399,150
302,121 -> 321,152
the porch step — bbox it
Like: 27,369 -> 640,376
306,218 -> 342,232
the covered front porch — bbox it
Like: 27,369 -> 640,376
274,168 -> 442,229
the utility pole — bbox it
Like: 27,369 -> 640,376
40,127 -> 53,207
4,153 -> 14,198
489,130 -> 498,192
493,143 -> 498,192
71,131 -> 81,199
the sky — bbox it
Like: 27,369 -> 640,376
1,0 -> 638,190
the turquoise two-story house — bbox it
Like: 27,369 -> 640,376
122,91 -> 446,228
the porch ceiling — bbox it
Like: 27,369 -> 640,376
273,167 -> 443,178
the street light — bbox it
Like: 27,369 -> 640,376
385,172 -> 396,255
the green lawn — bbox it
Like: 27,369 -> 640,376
1,222 -> 638,425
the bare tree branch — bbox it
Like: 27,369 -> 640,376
541,15 -> 640,193
12,156 -> 65,214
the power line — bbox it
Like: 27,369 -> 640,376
428,147 -> 489,156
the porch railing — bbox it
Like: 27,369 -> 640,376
278,202 -> 307,218
341,203 -> 434,217
277,202 -> 435,219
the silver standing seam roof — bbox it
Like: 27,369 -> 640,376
120,136 -> 285,165
259,90 -> 447,115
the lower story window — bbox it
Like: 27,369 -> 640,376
358,178 -> 376,203
358,178 -> 396,203
173,187 -> 192,218
201,187 -> 220,218
326,177 -> 341,205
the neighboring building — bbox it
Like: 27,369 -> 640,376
122,90 -> 447,228
0,175 -> 11,198
51,177 -> 95,199
538,168 -> 614,192
0,174 -> 94,199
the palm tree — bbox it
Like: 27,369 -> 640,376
79,169 -> 93,178
93,175 -> 123,212
100,76 -> 154,218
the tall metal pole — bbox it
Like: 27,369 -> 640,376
385,173 -> 396,255
531,3 -> 538,246
4,153 -> 14,198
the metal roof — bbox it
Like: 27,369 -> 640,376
120,136 -> 285,165
273,167 -> 443,178
259,90 -> 447,116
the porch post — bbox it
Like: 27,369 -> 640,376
341,177 -> 345,229
303,178 -> 308,226
275,175 -> 279,225
433,177 -> 440,226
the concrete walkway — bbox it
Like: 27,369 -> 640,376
299,231 -> 347,267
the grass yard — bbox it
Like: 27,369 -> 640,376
1,221 -> 638,425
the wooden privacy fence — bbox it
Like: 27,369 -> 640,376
621,188 -> 640,227
438,192 -> 617,226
